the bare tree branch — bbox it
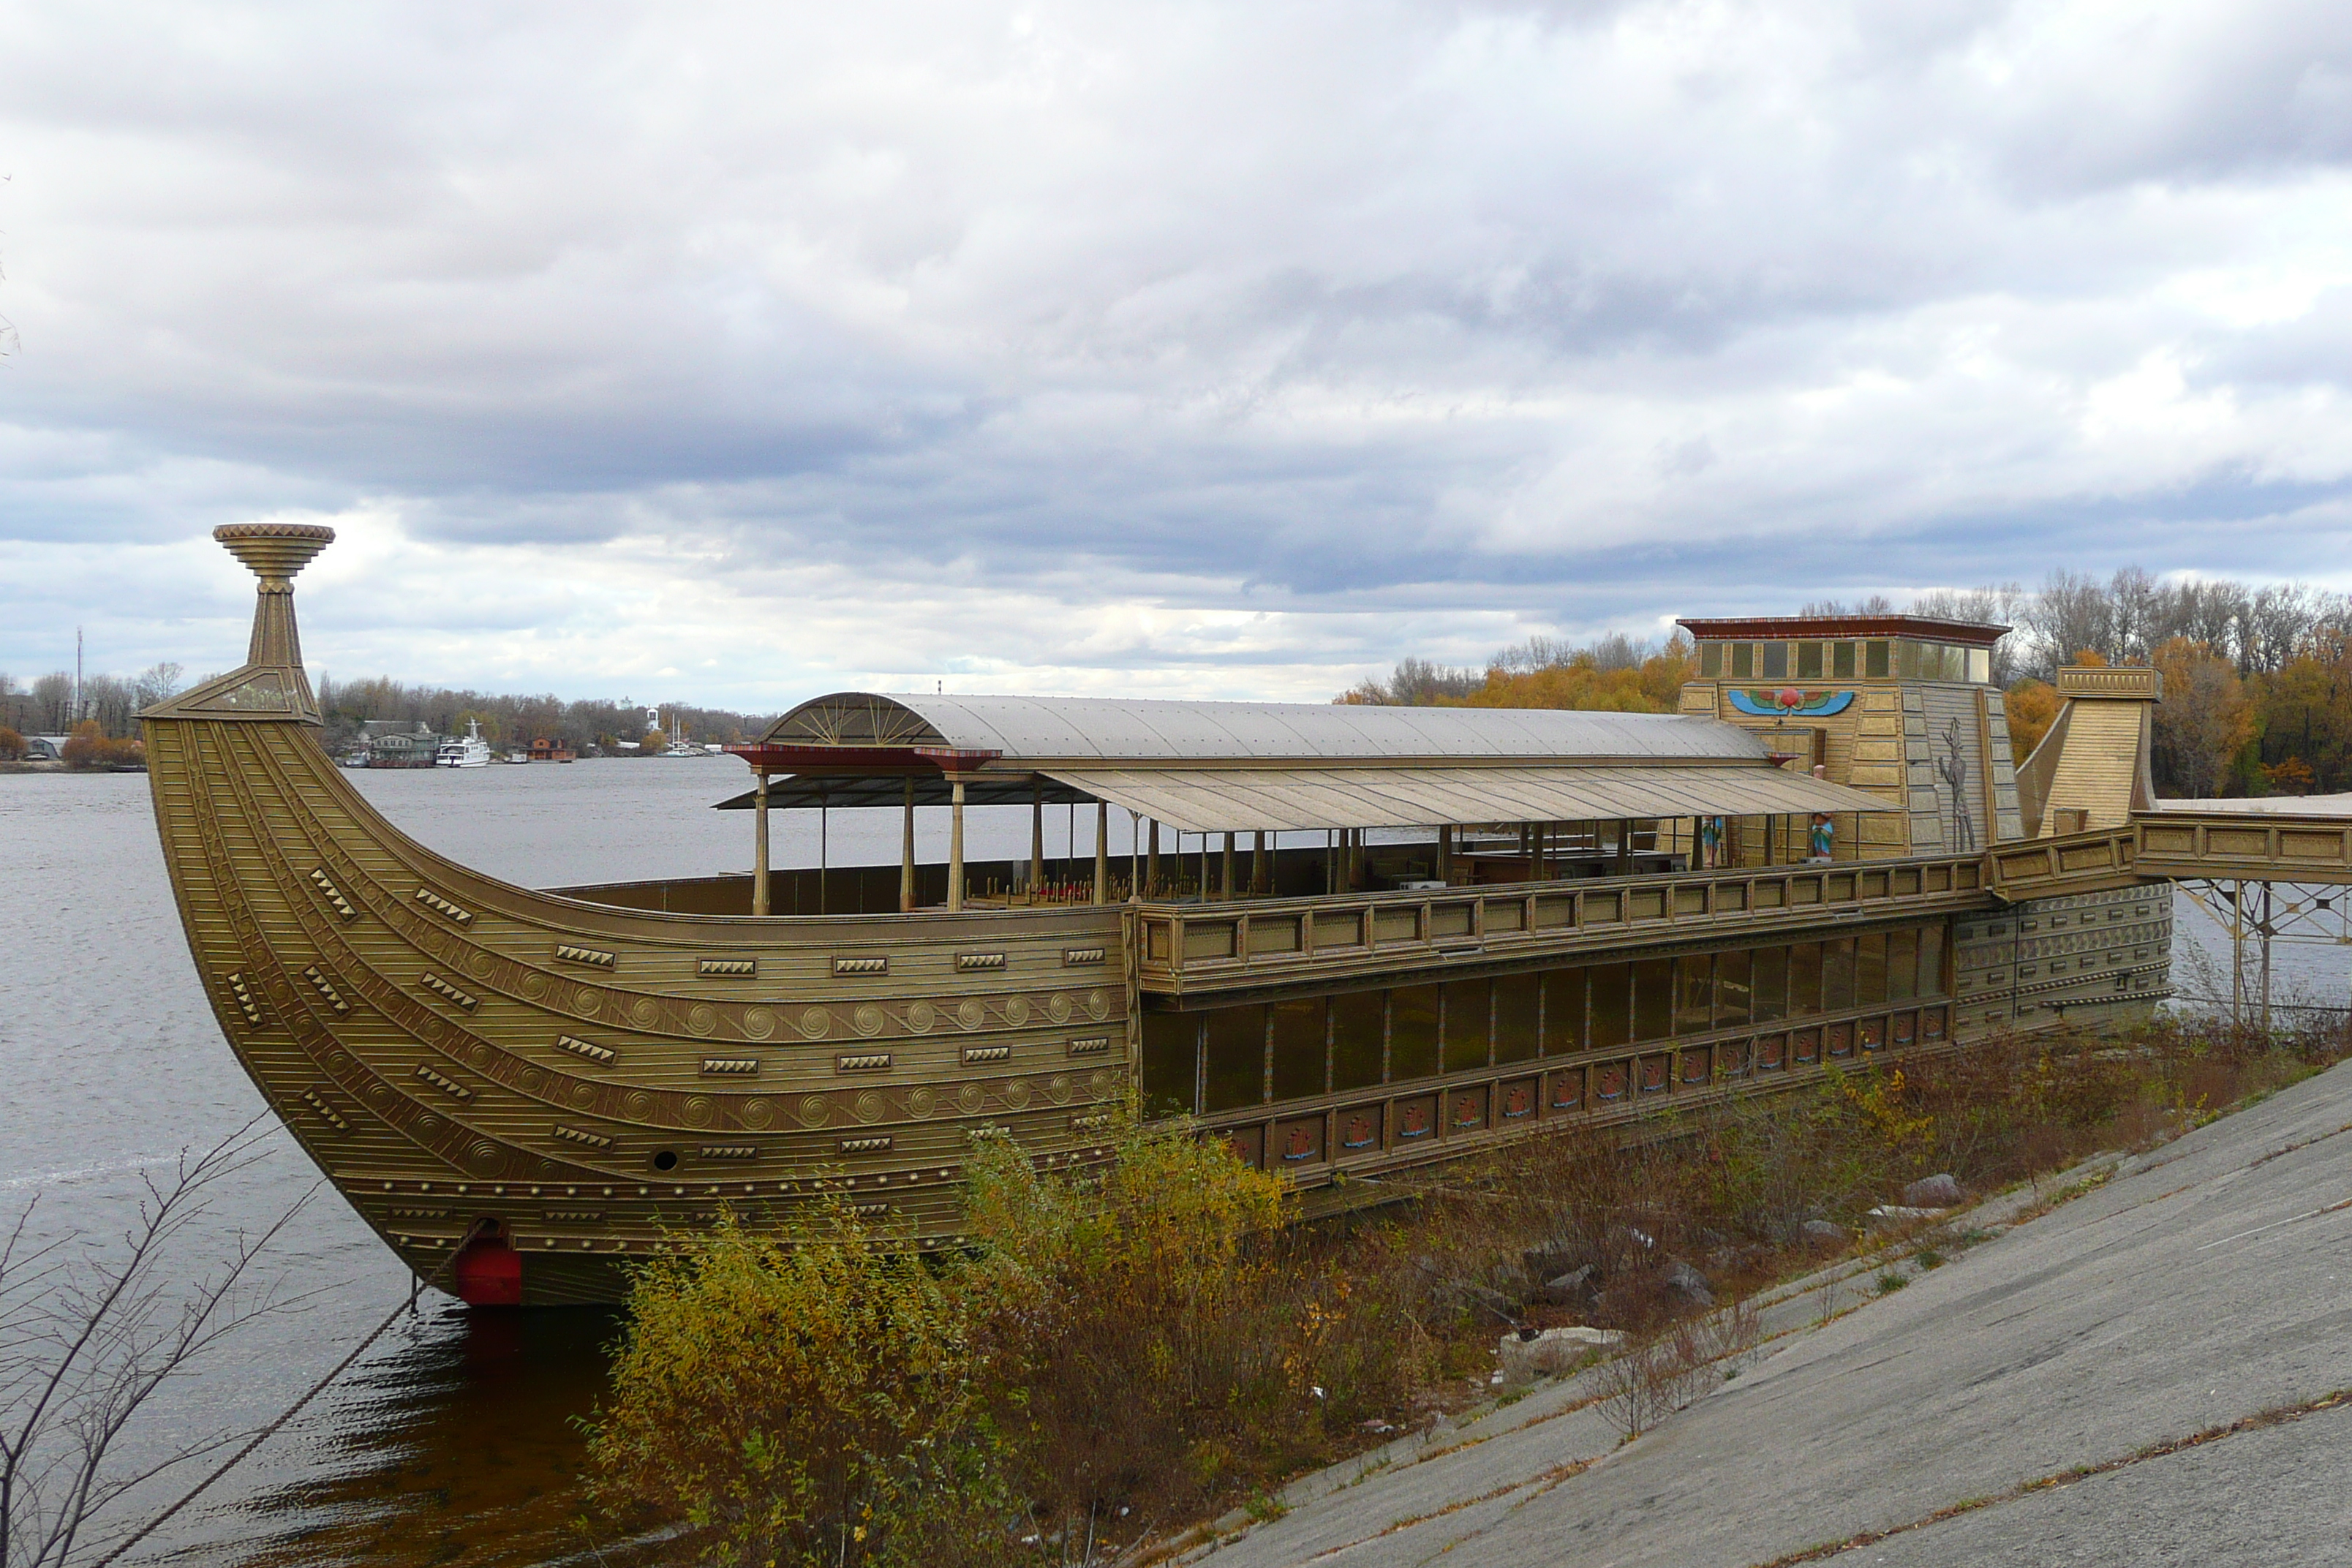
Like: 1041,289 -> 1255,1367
1,1117 -> 317,1568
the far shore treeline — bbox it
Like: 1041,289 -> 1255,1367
303,678 -> 775,756
8,565 -> 2352,793
1339,568 -> 2352,803
0,665 -> 774,764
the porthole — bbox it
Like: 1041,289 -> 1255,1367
652,1149 -> 680,1172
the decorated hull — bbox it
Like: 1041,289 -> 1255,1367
144,527 -> 1132,1305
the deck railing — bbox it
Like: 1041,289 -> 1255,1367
1986,811 -> 2352,900
2136,810 -> 2352,884
1134,853 -> 1990,998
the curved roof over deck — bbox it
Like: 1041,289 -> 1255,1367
758,691 -> 1763,766
728,690 -> 1899,834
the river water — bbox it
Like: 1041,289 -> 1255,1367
4,762 -> 2348,1564
0,760 -> 1071,1567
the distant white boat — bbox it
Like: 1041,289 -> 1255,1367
503,749 -> 532,764
434,719 -> 493,769
659,740 -> 706,758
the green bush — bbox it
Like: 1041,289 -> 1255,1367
583,1203 -> 1017,1568
584,1112 -> 1368,1563
957,1117 -> 1326,1526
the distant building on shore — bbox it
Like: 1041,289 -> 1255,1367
352,720 -> 446,768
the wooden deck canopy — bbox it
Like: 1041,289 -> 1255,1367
718,692 -> 1899,914
1030,762 -> 1888,835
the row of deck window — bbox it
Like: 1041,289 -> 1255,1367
1142,924 -> 1948,1117
1696,638 -> 1990,684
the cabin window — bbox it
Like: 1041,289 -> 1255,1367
1731,643 -> 1754,678
1855,934 -> 1888,1009
1589,963 -> 1632,1049
1632,958 -> 1673,1042
1968,647 -> 1991,684
1673,954 -> 1713,1036
1823,938 -> 1858,1013
1140,1012 -> 1199,1117
1442,980 -> 1492,1072
1797,641 -> 1824,679
1834,641 -> 1857,678
1918,927 -> 1948,996
1545,968 -> 1588,1055
1271,997 -> 1329,1101
1751,947 -> 1787,1023
1390,985 -> 1441,1080
1496,973 -> 1542,1064
1865,641 -> 1890,678
1700,642 -> 1723,677
1887,930 -> 1918,1003
1331,991 -> 1385,1091
1717,948 -> 1752,1028
1896,641 -> 1921,679
1761,642 -> 1789,679
1202,1006 -> 1267,1111
1788,943 -> 1823,1017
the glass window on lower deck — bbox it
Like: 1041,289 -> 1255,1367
1797,641 -> 1823,679
1887,930 -> 1918,1003
1700,642 -> 1723,677
1823,938 -> 1857,1012
1589,963 -> 1630,1049
1834,641 -> 1857,678
1855,933 -> 1888,1008
1331,990 -> 1384,1091
1673,954 -> 1712,1035
1750,946 -> 1785,1023
1788,943 -> 1823,1017
1542,968 -> 1586,1055
1390,984 -> 1441,1080
1918,925 -> 1948,995
1140,1011 -> 1200,1117
1716,948 -> 1752,1028
1762,641 -> 1789,679
1270,997 -> 1329,1101
1202,1005 -> 1267,1112
1442,980 -> 1491,1072
1633,957 -> 1673,1042
1496,973 -> 1542,1063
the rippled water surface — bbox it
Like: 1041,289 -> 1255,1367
0,758 -> 1053,1567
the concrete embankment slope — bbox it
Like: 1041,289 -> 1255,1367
1197,1060 -> 2352,1568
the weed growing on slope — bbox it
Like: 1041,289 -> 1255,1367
583,1010 -> 2351,1564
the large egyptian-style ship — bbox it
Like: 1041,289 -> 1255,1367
147,524 -> 2217,1305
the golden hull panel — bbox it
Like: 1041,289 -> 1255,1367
145,715 -> 1134,1306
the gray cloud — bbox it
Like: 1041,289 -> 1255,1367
4,0 -> 2352,698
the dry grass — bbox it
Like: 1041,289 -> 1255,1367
590,1010 -> 2352,1566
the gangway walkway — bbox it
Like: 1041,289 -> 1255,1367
1988,802 -> 2352,1028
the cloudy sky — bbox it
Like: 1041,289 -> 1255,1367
4,1 -> 2350,707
